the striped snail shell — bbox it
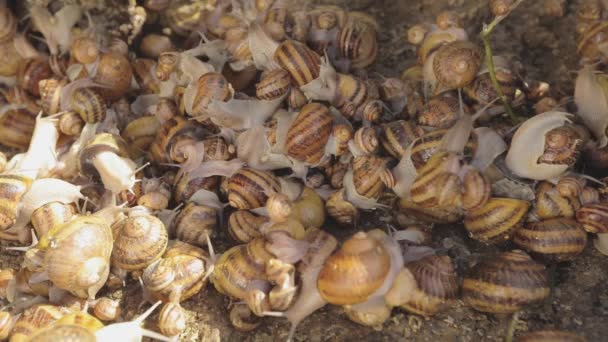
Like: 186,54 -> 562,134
410,151 -> 460,208
537,125 -> 583,166
338,13 -> 378,69
335,73 -> 369,119
229,305 -> 262,332
39,215 -> 113,299
556,176 -> 586,198
380,120 -> 425,159
122,116 -> 161,159
462,250 -> 550,313
93,52 -> 133,101
143,254 -> 206,303
191,72 -> 232,117
228,210 -> 268,243
18,58 -> 54,97
10,305 -> 72,342
71,36 -> 100,65
326,189 -> 359,225
0,268 -> 14,299
0,175 -> 33,230
256,69 -> 291,100
332,123 -> 353,156
432,41 -> 482,90
411,128 -> 477,169
352,155 -> 395,199
288,87 -> 308,110
158,302 -> 187,337
227,168 -> 280,209
274,40 -> 321,87
513,218 -> 588,262
398,198 -> 462,224
156,51 -> 179,81
172,202 -> 217,247
518,329 -> 586,342
39,78 -> 67,115
286,102 -> 333,165
464,197 -> 530,243
212,238 -> 274,300
58,111 -> 85,136
92,297 -> 122,322
534,181 -> 580,219
579,187 -> 600,206
31,202 -> 78,239
386,255 -> 459,316
291,187 -> 326,229
173,171 -> 220,204
363,100 -> 383,123
149,115 -> 202,164
576,202 -> 608,233
0,104 -> 37,150
111,214 -> 169,271
418,91 -> 466,128
70,87 -> 107,123
462,168 -> 491,211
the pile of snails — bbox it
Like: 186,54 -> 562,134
0,0 -> 602,340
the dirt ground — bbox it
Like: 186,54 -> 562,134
3,0 -> 608,341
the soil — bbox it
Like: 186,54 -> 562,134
2,0 -> 608,341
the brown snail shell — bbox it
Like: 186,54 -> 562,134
489,0 -> 516,17
58,111 -> 85,136
39,215 -> 113,299
462,250 -> 550,313
0,175 -> 33,230
143,254 -> 206,303
132,58 -> 160,94
432,41 -> 482,90
149,115 -> 202,164
464,197 -> 530,243
335,73 -> 369,119
518,329 -> 586,342
191,72 -> 232,117
92,297 -> 122,322
398,198 -> 462,224
286,102 -> 333,165
410,151 -> 460,208
0,311 -> 15,340
93,52 -> 133,101
227,168 -> 280,209
393,255 -> 459,316
140,34 -> 174,58
18,58 -> 53,97
256,69 -> 291,100
326,188 -> 359,225
229,305 -> 262,332
173,171 -> 220,204
535,181 -> 580,220
172,203 -> 217,247
70,87 -> 107,123
514,218 -> 588,262
380,120 -> 425,159
576,202 -> 608,233
317,231 -> 390,305
111,215 -> 168,271
462,168 -> 491,211
338,14 -> 378,69
418,91 -> 466,128
274,40 -> 321,87
537,125 -> 583,167
30,202 -> 77,239
122,116 -> 161,159
288,87 -> 308,110
228,210 -> 268,243
556,176 -> 586,198
352,155 -> 394,199
71,36 -> 100,65
411,128 -> 477,169
10,305 -> 71,341
0,106 -> 37,149
158,302 -> 187,336
39,78 -> 68,115
156,52 -> 179,81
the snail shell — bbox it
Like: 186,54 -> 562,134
0,5 -> 16,43
143,254 -> 206,303
172,202 -> 217,247
462,168 -> 491,211
436,10 -> 462,30
286,102 -> 333,165
156,52 -> 179,81
58,111 -> 85,136
40,215 -> 113,299
0,105 -> 37,150
256,69 -> 291,100
227,168 -> 280,209
556,176 -> 586,198
70,87 -> 107,123
288,87 -> 308,110
122,116 -> 161,159
0,268 -> 13,299
173,171 -> 220,204
228,209 -> 268,244
31,202 -> 78,239
291,187 -> 326,229
398,198 -> 462,224
352,155 -> 394,199
410,151 -> 460,208
191,72 -> 232,117
18,58 -> 53,97
326,188 -> 359,226
28,324 -> 96,342
505,111 -> 576,180
274,40 -> 321,87
514,218 -> 587,262
229,305 -> 261,332
537,125 -> 583,166
149,115 -> 201,164
418,91 -> 466,128
111,215 -> 168,271
462,250 -> 550,313
380,120 -> 425,159
93,52 -> 133,101
411,128 -> 477,169
0,311 -> 15,340
0,175 -> 33,230
10,305 -> 72,341
576,202 -> 608,233
390,255 -> 459,316
158,302 -> 187,336
71,36 -> 100,65
317,231 -> 390,305
490,0 -> 515,16
464,197 -> 530,243
212,238 -> 274,300
335,73 -> 369,119
132,58 -> 160,94
518,329 -> 586,342
39,78 -> 68,115
338,14 -> 378,69
535,181 -> 580,219
140,34 -> 174,58
432,41 -> 481,90
92,297 -> 122,321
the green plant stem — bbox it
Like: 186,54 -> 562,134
481,0 -> 524,124
505,311 -> 521,342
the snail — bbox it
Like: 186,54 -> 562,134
17,58 -> 53,97
93,52 -> 134,101
227,168 -> 280,210
274,40 -> 321,87
425,40 -> 482,93
463,250 -> 549,313
337,12 -> 378,70
171,202 -> 217,248
534,181 -> 580,219
157,302 -> 187,337
95,301 -> 173,341
464,197 -> 530,243
418,91 -> 468,128
576,202 -> 608,255
91,297 -> 122,322
10,304 -> 72,341
513,218 -> 588,262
